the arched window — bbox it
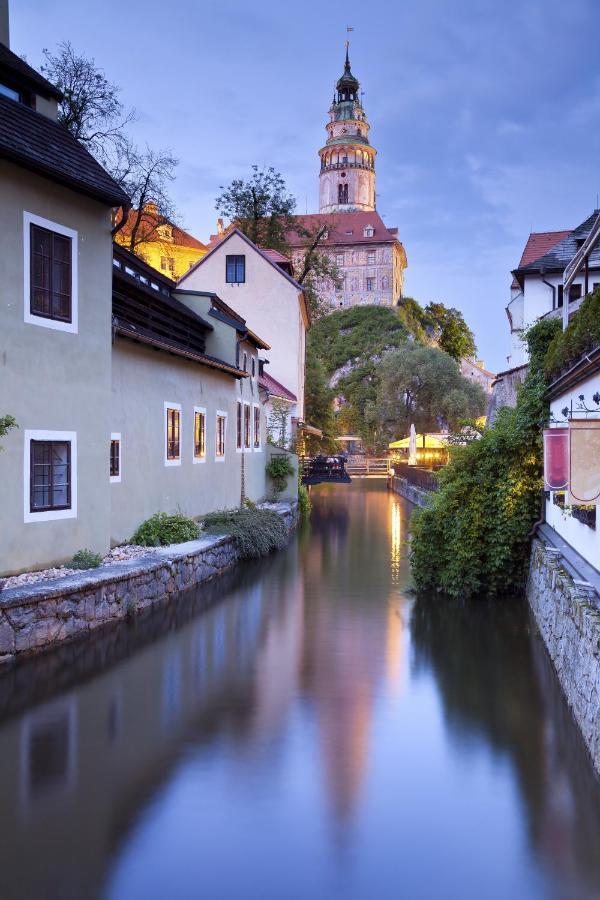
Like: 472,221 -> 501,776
338,183 -> 348,204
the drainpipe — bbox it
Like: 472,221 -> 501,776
540,267 -> 556,310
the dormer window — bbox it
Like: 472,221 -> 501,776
364,225 -> 374,238
0,82 -> 20,102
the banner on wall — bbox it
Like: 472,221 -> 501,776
569,419 -> 600,505
543,428 -> 569,491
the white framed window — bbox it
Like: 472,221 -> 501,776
364,226 -> 374,237
164,402 -> 182,466
236,400 -> 243,452
253,404 -> 262,451
215,411 -> 227,460
110,433 -> 121,483
367,251 -> 376,265
23,212 -> 78,334
244,402 -> 251,450
193,407 -> 206,463
24,430 -> 77,523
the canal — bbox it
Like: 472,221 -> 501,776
1,481 -> 600,899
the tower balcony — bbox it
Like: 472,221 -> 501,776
320,160 -> 374,173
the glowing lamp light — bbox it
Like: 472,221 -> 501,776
569,419 -> 600,505
543,428 -> 569,491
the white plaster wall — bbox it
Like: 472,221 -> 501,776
545,369 -> 600,567
0,162 -> 113,575
110,341 -> 267,545
180,233 -> 306,419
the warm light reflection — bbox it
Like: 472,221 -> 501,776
390,499 -> 402,582
385,598 -> 404,696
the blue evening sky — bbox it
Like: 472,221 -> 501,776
11,0 -> 600,371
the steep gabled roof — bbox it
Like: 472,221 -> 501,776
0,43 -> 62,100
515,211 -> 600,277
0,93 -> 129,207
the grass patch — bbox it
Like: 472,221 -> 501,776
202,507 -> 288,559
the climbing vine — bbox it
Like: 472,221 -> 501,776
410,319 -> 560,599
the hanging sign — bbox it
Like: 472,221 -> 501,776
543,428 -> 569,491
569,419 -> 600,505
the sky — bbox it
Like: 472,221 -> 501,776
11,0 -> 600,371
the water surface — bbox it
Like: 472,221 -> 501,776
1,481 -> 599,899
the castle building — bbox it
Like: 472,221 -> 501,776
287,48 -> 407,310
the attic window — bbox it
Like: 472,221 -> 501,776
0,83 -> 20,102
364,226 -> 374,237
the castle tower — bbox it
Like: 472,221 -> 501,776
318,46 -> 376,214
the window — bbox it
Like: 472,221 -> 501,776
366,278 -> 375,291
25,213 -> 78,333
338,183 -> 349,204
569,284 -> 582,303
236,401 -> 243,450
243,352 -> 248,373
336,253 -> 344,266
110,433 -> 121,482
364,226 -> 374,238
244,403 -> 251,449
216,412 -> 227,459
557,285 -> 564,308
367,251 -> 376,264
164,403 -> 181,466
253,405 -> 261,449
251,357 -> 256,377
24,430 -> 77,522
381,275 -> 389,290
226,255 -> 245,284
194,409 -> 206,462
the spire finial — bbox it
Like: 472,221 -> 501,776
345,40 -> 350,70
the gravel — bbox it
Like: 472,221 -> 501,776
1,545 -> 160,591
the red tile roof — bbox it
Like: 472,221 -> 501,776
120,207 -> 207,250
259,371 -> 297,402
286,211 -> 400,247
511,229 -> 572,289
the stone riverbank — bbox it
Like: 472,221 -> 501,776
0,502 -> 297,664
527,535 -> 600,775
388,475 -> 432,508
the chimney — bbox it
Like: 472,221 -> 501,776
0,0 -> 9,46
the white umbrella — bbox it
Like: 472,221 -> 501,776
408,423 -> 417,466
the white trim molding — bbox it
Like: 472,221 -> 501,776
110,432 -> 122,483
164,402 -> 182,467
252,403 -> 262,452
24,430 -> 77,523
215,410 -> 227,462
235,399 -> 243,454
23,212 -> 79,334
193,406 -> 207,463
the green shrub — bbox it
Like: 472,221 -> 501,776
132,512 -> 199,547
298,483 -> 312,518
544,288 -> 600,379
410,319 -> 556,599
71,549 -> 102,570
202,507 -> 288,559
266,454 -> 295,494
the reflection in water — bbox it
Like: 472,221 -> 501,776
0,482 -> 598,899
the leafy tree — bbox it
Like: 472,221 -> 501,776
0,415 -> 17,451
409,319 -> 559,599
293,221 -> 342,319
397,297 -> 429,343
267,398 -> 292,449
369,345 -> 486,441
424,302 -> 477,360
304,347 -> 337,452
215,166 -> 297,254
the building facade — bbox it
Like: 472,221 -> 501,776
507,212 -> 600,367
115,204 -> 207,281
286,49 -> 407,311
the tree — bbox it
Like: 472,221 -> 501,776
304,347 -> 337,452
215,166 -> 297,254
424,302 -> 477,361
369,345 -> 486,442
41,41 -> 134,167
292,220 -> 342,320
42,42 -> 179,259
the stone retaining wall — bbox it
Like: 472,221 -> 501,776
0,503 -> 296,664
389,476 -> 432,508
527,537 -> 600,774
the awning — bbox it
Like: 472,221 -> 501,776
543,428 -> 569,491
389,434 -> 447,449
569,419 -> 600,505
298,422 -> 323,438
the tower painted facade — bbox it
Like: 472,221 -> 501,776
319,48 -> 376,214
